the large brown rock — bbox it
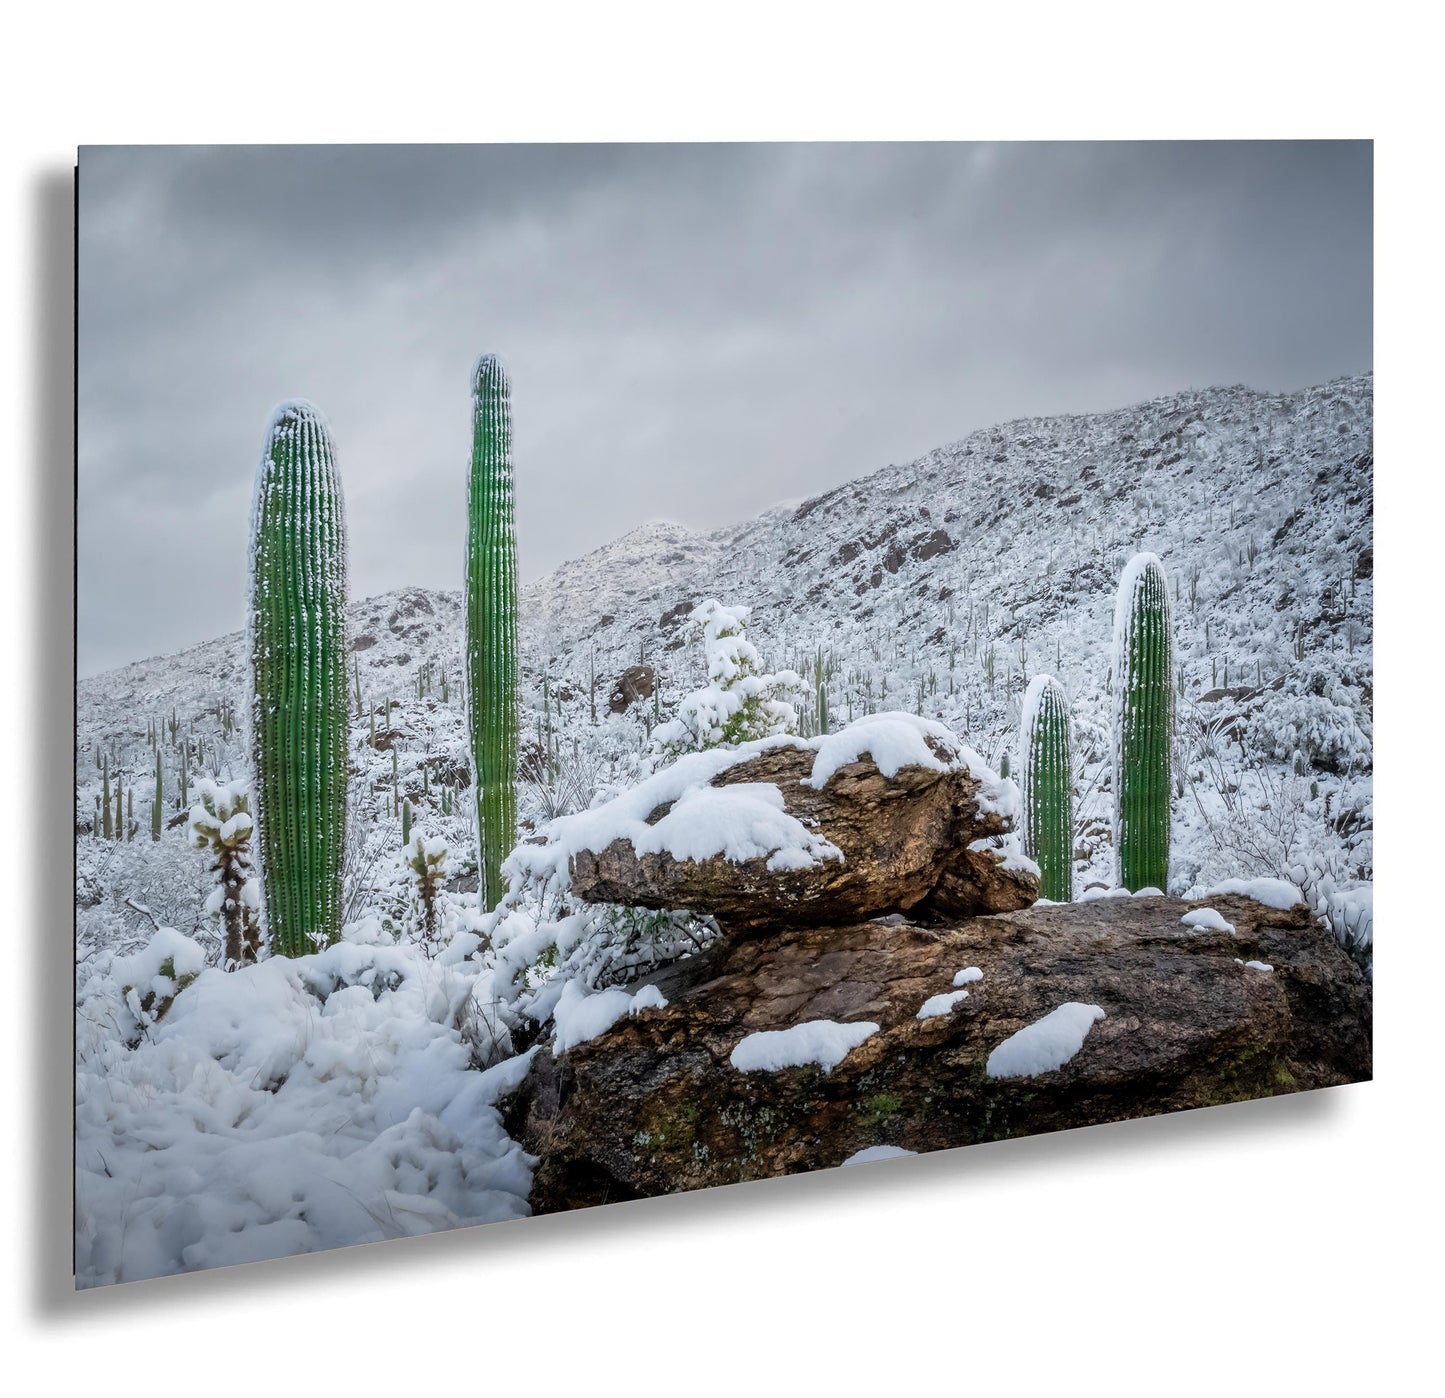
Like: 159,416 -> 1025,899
566,742 -> 1038,929
502,894 -> 1371,1211
608,665 -> 655,715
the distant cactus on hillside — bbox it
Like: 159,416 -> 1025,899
151,745 -> 163,842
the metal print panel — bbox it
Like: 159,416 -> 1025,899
74,142 -> 1372,1287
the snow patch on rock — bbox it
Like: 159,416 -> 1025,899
986,1002 -> 1106,1079
552,978 -> 669,1054
1205,877 -> 1304,910
730,1019 -> 879,1074
917,989 -> 969,1019
1180,907 -> 1236,934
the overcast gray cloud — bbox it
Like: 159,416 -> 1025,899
76,141 -> 1371,676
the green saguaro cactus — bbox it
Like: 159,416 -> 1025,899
248,400 -> 349,957
1020,674 -> 1073,902
1112,552 -> 1174,892
465,355 -> 520,911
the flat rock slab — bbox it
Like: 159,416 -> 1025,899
567,742 -> 1039,929
503,895 -> 1371,1211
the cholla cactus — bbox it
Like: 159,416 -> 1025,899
188,778 -> 261,969
1020,674 -> 1073,902
403,831 -> 452,956
1111,552 -> 1174,891
651,599 -> 803,763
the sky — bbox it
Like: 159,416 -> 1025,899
76,141 -> 1372,677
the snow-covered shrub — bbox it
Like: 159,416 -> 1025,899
1243,665 -> 1372,774
1288,855 -> 1373,977
486,875 -> 715,1032
651,600 -> 805,764
77,925 -> 209,1049
187,778 -> 260,970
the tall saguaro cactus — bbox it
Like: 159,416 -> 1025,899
1112,552 -> 1174,892
466,355 -> 520,911
1020,674 -> 1073,902
248,400 -> 349,957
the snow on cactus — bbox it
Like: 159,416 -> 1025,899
651,599 -> 805,764
1111,553 -> 1174,892
1020,674 -> 1074,902
188,778 -> 261,969
248,400 -> 349,958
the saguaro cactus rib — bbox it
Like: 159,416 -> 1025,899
249,400 -> 349,957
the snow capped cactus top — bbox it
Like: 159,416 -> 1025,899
263,397 -> 335,442
1110,552 -> 1172,691
1020,673 -> 1066,747
471,352 -> 510,400
248,399 -> 349,600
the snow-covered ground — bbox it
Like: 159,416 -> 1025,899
74,926 -> 534,1286
74,371 -> 1373,1283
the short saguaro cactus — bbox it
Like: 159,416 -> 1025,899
1020,674 -> 1074,902
1111,552 -> 1174,892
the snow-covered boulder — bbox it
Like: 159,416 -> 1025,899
500,892 -> 1370,1211
552,713 -> 1039,930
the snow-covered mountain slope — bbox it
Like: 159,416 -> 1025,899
77,372 -> 1373,954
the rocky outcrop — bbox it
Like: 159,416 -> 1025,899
502,894 -> 1371,1211
566,743 -> 1039,930
608,665 -> 655,715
